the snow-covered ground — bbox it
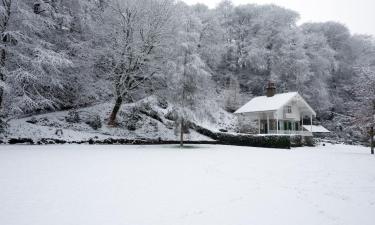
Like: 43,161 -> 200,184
1,143 -> 374,225
5,97 -> 235,142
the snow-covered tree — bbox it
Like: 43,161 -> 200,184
0,0 -> 11,117
349,35 -> 375,128
11,1 -> 79,114
166,6 -> 213,146
300,26 -> 337,113
104,0 -> 174,126
0,1 -> 105,117
224,75 -> 241,112
192,4 -> 225,70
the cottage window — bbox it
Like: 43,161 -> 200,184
287,106 -> 292,113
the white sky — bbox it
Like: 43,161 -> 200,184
181,0 -> 375,36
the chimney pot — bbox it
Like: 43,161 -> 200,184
266,81 -> 276,97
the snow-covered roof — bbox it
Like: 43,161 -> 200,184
235,92 -> 316,115
303,125 -> 330,133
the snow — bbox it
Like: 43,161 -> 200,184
303,125 -> 331,133
8,117 -> 114,142
5,99 -> 216,142
1,144 -> 375,225
234,92 -> 299,113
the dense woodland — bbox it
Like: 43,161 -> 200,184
0,0 -> 374,141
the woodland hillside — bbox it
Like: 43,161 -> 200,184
0,0 -> 374,143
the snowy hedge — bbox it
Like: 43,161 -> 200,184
192,124 -> 296,149
218,133 -> 291,149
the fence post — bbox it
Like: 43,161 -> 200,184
372,100 -> 375,155
371,126 -> 374,155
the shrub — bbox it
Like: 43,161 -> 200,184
164,120 -> 174,129
65,110 -> 80,123
303,136 -> 315,146
120,108 -> 142,131
149,120 -> 158,132
165,108 -> 178,121
0,118 -> 7,135
137,102 -> 163,122
85,114 -> 102,130
237,114 -> 257,134
290,135 -> 302,147
157,97 -> 168,109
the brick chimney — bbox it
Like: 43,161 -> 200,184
266,81 -> 276,97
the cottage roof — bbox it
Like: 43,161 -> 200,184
234,92 -> 316,115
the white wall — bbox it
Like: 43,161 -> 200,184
276,100 -> 301,121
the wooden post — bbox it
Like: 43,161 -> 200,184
180,119 -> 184,148
372,100 -> 375,155
276,116 -> 279,134
258,114 -> 261,134
370,126 -> 374,155
267,114 -> 270,134
292,119 -> 294,134
310,114 -> 313,133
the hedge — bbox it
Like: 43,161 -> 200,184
4,137 -> 217,145
191,124 -> 292,149
3,123 -> 313,149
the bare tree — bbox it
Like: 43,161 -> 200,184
106,0 -> 174,126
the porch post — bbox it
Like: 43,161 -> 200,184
267,113 -> 270,134
292,119 -> 294,134
276,116 -> 279,134
258,114 -> 261,134
310,114 -> 313,132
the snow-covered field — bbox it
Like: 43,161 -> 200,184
1,144 -> 375,225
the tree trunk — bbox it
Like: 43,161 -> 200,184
0,89 -> 3,113
108,96 -> 123,126
180,119 -> 184,147
0,48 -> 6,113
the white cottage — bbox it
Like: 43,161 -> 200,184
234,82 -> 319,136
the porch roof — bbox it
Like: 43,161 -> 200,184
303,125 -> 330,133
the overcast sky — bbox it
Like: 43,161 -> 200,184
181,0 -> 375,36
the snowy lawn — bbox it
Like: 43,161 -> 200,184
1,144 -> 375,225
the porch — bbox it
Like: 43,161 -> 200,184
256,115 -> 314,137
